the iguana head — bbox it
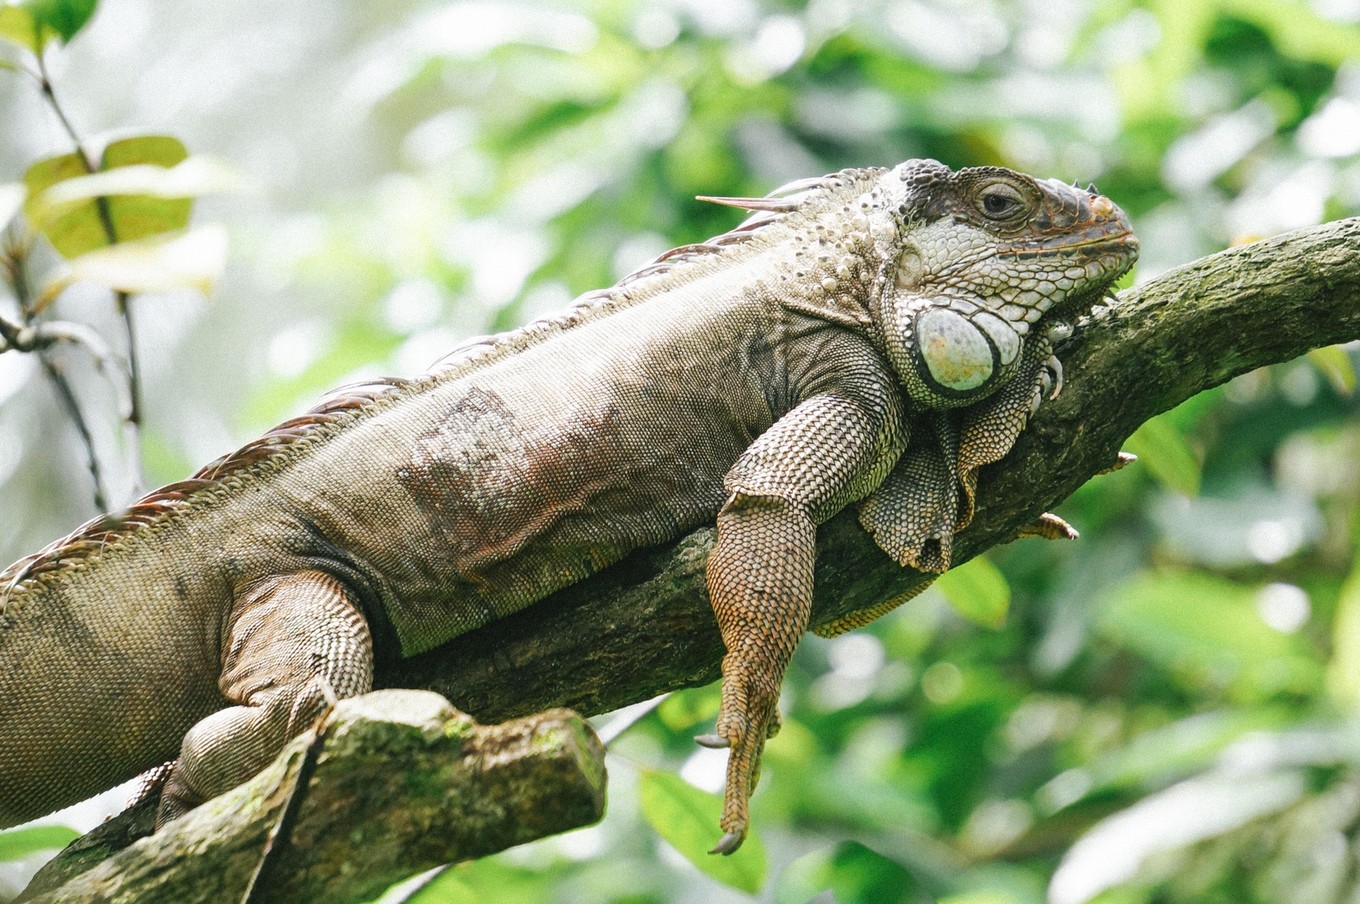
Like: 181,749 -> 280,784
867,159 -> 1138,409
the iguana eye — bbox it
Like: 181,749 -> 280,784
977,184 -> 1025,220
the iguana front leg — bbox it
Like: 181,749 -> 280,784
158,570 -> 373,824
859,331 -> 1060,572
700,386 -> 902,855
857,411 -> 960,572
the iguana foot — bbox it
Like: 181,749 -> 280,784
701,662 -> 782,855
1018,511 -> 1079,540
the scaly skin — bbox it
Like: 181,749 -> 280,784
0,160 -> 1136,854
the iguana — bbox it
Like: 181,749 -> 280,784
0,159 -> 1136,854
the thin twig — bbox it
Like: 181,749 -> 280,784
34,48 -> 143,492
38,354 -> 109,510
26,319 -> 123,372
3,235 -> 112,509
113,289 -> 143,488
35,50 -> 94,171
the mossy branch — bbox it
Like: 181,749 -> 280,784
20,693 -> 605,903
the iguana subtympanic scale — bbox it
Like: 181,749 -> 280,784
0,159 -> 1136,853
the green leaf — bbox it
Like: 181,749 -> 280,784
1124,414 -> 1201,496
776,842 -> 921,904
24,134 -> 192,258
0,0 -> 97,52
1327,549 -> 1360,705
935,555 -> 1010,628
36,224 -> 227,311
0,824 -> 80,861
1098,571 -> 1321,698
1307,344 -> 1356,397
638,769 -> 767,892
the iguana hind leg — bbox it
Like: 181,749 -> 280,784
157,570 -> 372,825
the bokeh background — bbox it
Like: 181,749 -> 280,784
2,1 -> 1360,901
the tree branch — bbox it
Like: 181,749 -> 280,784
387,217 -> 1360,720
23,217 -> 1360,900
19,692 -> 605,904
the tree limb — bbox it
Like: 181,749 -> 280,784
22,217 -> 1360,900
388,217 -> 1360,718
19,693 -> 605,904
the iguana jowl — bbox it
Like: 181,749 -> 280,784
0,159 -> 1136,853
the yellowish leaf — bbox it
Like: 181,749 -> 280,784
23,135 -> 193,258
0,0 -> 96,53
935,555 -> 1010,628
36,224 -> 227,311
1307,344 -> 1357,397
1124,415 -> 1201,496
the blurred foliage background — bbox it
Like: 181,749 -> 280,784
2,0 -> 1360,901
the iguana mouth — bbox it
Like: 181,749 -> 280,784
1005,225 -> 1139,256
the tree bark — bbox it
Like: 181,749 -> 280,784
21,217 -> 1360,902
19,692 -> 605,904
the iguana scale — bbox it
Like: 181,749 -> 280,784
0,159 -> 1136,853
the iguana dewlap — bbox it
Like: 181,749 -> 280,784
0,160 -> 1136,854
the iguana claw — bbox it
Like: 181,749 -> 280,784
1045,353 -> 1064,399
710,831 -> 745,856
1098,451 -> 1137,474
694,733 -> 729,749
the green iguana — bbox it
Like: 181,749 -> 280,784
0,159 -> 1136,854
